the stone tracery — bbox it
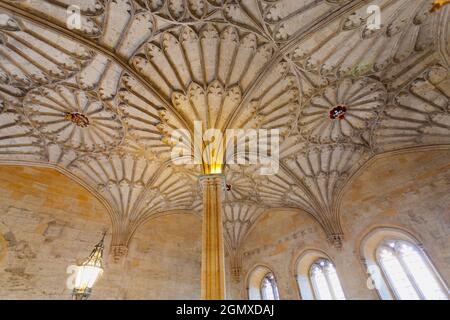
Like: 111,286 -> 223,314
0,0 -> 448,293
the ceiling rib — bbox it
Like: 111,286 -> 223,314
0,1 -> 192,133
225,0 -> 367,129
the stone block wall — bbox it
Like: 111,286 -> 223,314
0,166 -> 201,300
237,149 -> 450,300
0,148 -> 448,300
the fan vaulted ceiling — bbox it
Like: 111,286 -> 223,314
0,0 -> 449,267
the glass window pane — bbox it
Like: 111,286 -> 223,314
399,243 -> 447,300
261,273 -> 278,300
326,264 -> 346,300
272,278 -> 280,300
311,265 -> 333,300
379,247 -> 420,300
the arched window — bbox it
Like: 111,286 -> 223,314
295,249 -> 345,300
247,265 -> 280,300
309,258 -> 346,300
377,240 -> 448,300
260,272 -> 279,300
360,227 -> 449,300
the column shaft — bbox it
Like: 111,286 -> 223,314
200,174 -> 226,300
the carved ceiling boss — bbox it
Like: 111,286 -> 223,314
0,0 -> 448,285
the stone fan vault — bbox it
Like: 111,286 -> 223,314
0,0 -> 449,295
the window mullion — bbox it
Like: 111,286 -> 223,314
323,267 -> 337,300
260,283 -> 265,300
260,278 -> 267,300
310,273 -> 320,300
308,273 -> 319,300
270,278 -> 279,300
376,258 -> 398,300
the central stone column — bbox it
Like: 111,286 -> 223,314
199,174 -> 226,300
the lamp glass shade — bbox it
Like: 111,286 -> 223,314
74,265 -> 103,290
73,234 -> 105,297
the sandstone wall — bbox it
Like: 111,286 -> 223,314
0,166 -> 201,300
238,149 -> 450,300
0,148 -> 449,300
99,213 -> 202,300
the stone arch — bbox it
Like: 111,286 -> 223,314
358,226 -> 449,300
294,249 -> 336,300
0,161 -> 114,224
245,264 -> 279,300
